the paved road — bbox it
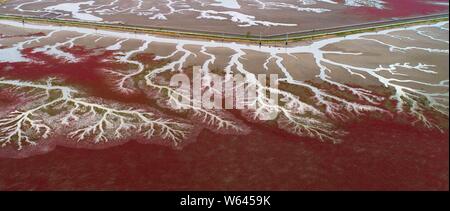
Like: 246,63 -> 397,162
0,13 -> 448,43
267,13 -> 449,38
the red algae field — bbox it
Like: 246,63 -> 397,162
0,3 -> 449,190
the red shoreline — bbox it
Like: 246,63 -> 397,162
352,0 -> 449,19
0,117 -> 447,191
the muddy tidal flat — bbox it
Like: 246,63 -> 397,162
0,3 -> 449,190
0,0 -> 448,35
